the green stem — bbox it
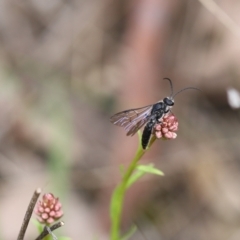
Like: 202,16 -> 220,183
110,134 -> 156,240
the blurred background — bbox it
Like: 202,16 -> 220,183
0,0 -> 240,239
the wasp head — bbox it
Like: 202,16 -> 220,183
163,97 -> 174,106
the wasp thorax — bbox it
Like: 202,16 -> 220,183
163,97 -> 174,106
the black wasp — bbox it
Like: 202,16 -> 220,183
110,78 -> 199,150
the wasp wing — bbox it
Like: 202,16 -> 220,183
110,105 -> 153,136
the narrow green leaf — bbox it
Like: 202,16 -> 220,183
126,170 -> 146,189
120,225 -> 137,240
136,165 -> 164,176
110,138 -> 146,240
110,185 -> 121,220
126,164 -> 164,189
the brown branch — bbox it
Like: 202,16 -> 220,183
17,188 -> 42,240
35,221 -> 65,240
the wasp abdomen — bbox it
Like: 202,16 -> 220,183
142,122 -> 154,149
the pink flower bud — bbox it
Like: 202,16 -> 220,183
35,193 -> 63,225
153,113 -> 178,140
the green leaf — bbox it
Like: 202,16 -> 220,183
120,225 -> 137,240
136,164 -> 164,176
126,164 -> 164,189
126,170 -> 146,189
31,219 -> 44,234
58,237 -> 71,240
110,185 -> 122,221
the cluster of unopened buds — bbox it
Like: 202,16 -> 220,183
35,193 -> 63,225
153,113 -> 178,140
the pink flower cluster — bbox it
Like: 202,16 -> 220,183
35,193 -> 63,224
153,113 -> 178,140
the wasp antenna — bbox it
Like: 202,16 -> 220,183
163,78 -> 173,96
173,87 -> 202,98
